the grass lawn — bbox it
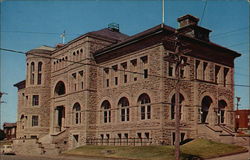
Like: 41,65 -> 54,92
64,139 -> 247,160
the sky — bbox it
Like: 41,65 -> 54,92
0,0 -> 249,125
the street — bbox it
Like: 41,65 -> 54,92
0,155 -> 124,160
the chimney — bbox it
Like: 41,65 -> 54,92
177,14 -> 211,42
177,14 -> 199,28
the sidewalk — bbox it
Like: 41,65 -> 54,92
208,146 -> 250,160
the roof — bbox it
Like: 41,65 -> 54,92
51,28 -> 129,54
3,123 -> 17,128
14,80 -> 26,90
27,45 -> 55,55
88,28 -> 129,42
94,24 -> 175,57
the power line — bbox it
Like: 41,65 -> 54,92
0,47 -> 249,88
211,27 -> 249,38
200,0 -> 207,25
0,30 -> 81,36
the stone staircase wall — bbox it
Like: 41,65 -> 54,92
197,124 -> 249,146
13,138 -> 43,155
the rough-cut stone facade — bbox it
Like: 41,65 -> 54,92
14,15 -> 241,154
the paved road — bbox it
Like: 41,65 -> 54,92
0,155 -> 124,160
209,151 -> 250,160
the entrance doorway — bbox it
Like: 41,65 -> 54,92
201,96 -> 213,123
56,106 -> 65,131
218,100 -> 227,124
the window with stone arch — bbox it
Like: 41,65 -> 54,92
54,81 -> 66,96
73,103 -> 81,125
30,62 -> 35,85
118,97 -> 130,122
101,100 -> 111,123
138,93 -> 151,120
170,93 -> 185,120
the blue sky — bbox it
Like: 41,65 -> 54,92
0,0 -> 249,124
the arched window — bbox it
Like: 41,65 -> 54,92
118,97 -> 130,122
73,103 -> 81,124
138,93 -> 151,120
101,100 -> 111,123
218,100 -> 227,124
54,81 -> 66,95
37,62 -> 43,84
30,62 -> 35,85
201,96 -> 213,123
170,93 -> 184,120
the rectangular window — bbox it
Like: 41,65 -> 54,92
72,73 -> 76,79
168,64 -> 173,77
141,106 -> 145,120
145,132 -> 150,139
141,56 -> 148,64
79,70 -> 83,76
124,75 -> 127,83
106,79 -> 109,87
104,111 -> 108,123
121,62 -> 127,70
223,68 -> 229,87
121,109 -> 125,121
203,62 -> 208,80
37,73 -> 42,85
147,105 -> 151,119
137,133 -> 142,139
32,95 -> 39,106
74,83 -> 77,91
144,69 -> 148,79
30,74 -> 34,85
81,81 -> 84,89
215,65 -> 220,83
115,77 -> 118,85
32,116 -> 39,127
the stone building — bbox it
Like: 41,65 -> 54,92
14,15 -> 242,154
3,123 -> 17,140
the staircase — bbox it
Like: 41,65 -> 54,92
197,124 -> 248,146
38,129 -> 69,156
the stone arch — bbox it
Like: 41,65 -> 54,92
54,81 -> 66,96
137,93 -> 151,120
72,102 -> 81,125
168,90 -> 188,120
201,96 -> 213,123
101,100 -> 111,123
118,97 -> 130,122
218,99 -> 228,124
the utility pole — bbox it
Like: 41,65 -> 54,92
164,33 -> 190,160
0,92 -> 7,130
236,96 -> 241,111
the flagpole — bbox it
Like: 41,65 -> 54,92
162,0 -> 165,24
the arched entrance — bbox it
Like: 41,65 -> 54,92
218,100 -> 227,124
201,96 -> 213,123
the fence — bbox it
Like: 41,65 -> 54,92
86,138 -> 153,146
